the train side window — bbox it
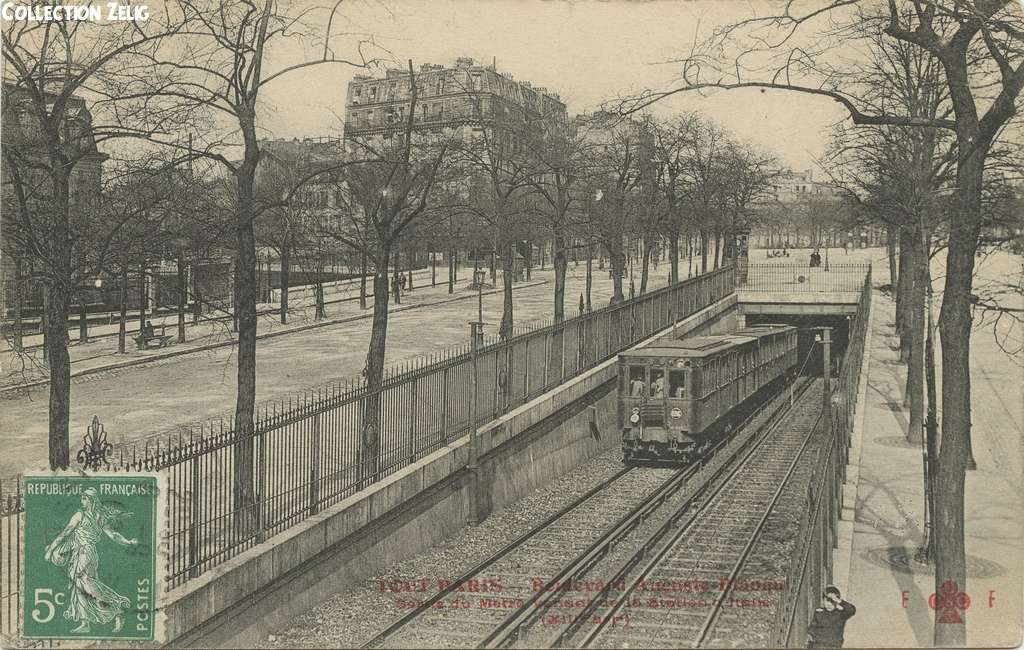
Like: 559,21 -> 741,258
629,366 -> 646,396
669,370 -> 686,398
650,368 -> 665,397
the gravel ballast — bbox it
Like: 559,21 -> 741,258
261,449 -> 626,648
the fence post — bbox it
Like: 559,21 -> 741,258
309,414 -> 321,515
188,458 -> 200,578
441,366 -> 449,445
408,378 -> 418,464
467,321 -> 482,526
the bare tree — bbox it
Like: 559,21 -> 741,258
455,88 -> 539,339
109,0 -> 383,530
322,62 -> 451,482
1,12 -> 185,468
632,2 -> 1024,642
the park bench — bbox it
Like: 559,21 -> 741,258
134,323 -> 173,350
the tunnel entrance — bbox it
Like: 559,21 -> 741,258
745,313 -> 852,377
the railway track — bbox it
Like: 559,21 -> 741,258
551,378 -> 822,649
362,465 -> 680,648
363,377 -> 817,649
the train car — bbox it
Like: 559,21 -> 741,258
618,324 -> 798,463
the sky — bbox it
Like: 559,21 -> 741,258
257,0 -> 854,172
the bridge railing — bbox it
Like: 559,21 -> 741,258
772,267 -> 872,646
740,263 -> 871,293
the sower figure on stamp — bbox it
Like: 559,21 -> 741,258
43,487 -> 138,634
807,585 -> 856,648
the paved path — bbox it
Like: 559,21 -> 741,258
837,250 -> 1023,647
0,258 -> 691,479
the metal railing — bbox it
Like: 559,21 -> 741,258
740,263 -> 870,293
19,266 -> 734,597
772,267 -> 872,646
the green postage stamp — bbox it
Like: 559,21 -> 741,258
22,473 -> 164,642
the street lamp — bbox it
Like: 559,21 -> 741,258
77,275 -> 105,343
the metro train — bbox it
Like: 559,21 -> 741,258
618,324 -> 799,463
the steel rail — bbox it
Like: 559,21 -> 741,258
556,377 -> 817,649
486,376 -> 816,649
691,410 -> 825,647
359,465 -> 636,649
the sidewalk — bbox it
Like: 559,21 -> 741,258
0,268 -> 524,392
1,266 -> 441,352
837,286 -> 1023,647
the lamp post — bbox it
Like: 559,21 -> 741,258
587,189 -> 602,311
467,279 -> 487,525
77,276 -> 103,344
817,328 -> 832,429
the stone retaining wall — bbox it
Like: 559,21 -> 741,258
167,295 -> 737,647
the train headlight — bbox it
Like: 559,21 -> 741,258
670,408 -> 683,419
629,412 -> 640,424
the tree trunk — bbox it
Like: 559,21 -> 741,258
904,222 -> 925,443
933,138 -> 987,648
78,291 -> 88,344
585,240 -> 593,312
392,249 -> 401,306
44,281 -> 72,469
924,265 -> 938,560
700,230 -> 709,273
359,249 -> 368,309
177,249 -> 187,343
688,235 -> 694,277
361,261 -> 391,484
407,246 -> 414,292
138,261 -> 147,331
525,240 -> 532,281
231,119 -> 260,538
11,257 -> 23,351
897,227 -> 912,345
431,251 -> 437,286
669,228 -> 680,284
553,231 -> 568,323
713,231 -> 722,270
640,236 -> 653,294
448,249 -> 455,294
887,227 -> 899,289
609,238 -> 626,304
280,245 -> 290,324
499,238 -> 514,340
192,265 -> 201,325
118,267 -> 128,354
314,260 -> 325,320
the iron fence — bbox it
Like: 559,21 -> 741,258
56,266 -> 736,593
740,263 -> 870,293
772,267 -> 872,646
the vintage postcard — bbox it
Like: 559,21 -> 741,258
1,0 -> 1021,648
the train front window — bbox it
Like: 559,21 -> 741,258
628,366 -> 646,396
669,370 -> 686,398
650,369 -> 665,397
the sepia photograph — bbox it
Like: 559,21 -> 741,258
1,0 -> 1022,647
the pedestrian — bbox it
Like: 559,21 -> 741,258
806,586 -> 856,648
